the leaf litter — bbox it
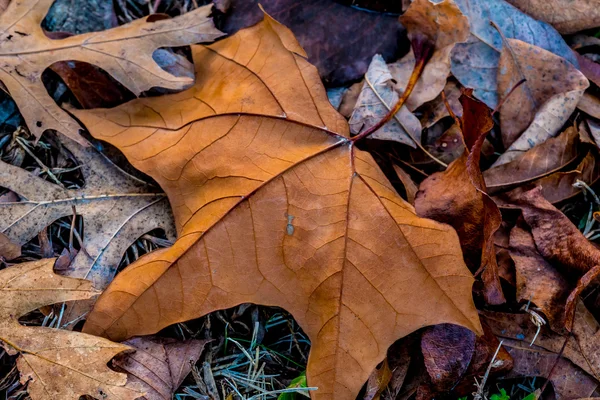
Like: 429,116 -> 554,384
1,0 -> 600,399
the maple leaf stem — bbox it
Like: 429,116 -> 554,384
351,39 -> 434,144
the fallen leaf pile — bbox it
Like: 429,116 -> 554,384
1,0 -> 600,399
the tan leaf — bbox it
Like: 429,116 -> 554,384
578,92 -> 600,119
114,336 -> 208,400
74,14 -> 482,400
0,1 -> 222,144
497,39 -> 588,150
0,259 -> 143,399
419,80 -> 463,129
0,232 -> 20,260
0,133 -> 176,319
484,127 -> 579,191
504,0 -> 600,34
349,54 -> 422,146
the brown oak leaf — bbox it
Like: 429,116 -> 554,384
74,14 -> 482,400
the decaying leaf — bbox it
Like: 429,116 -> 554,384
0,133 -> 176,298
415,93 -> 505,304
484,127 -> 579,191
502,339 -> 598,399
420,324 -> 476,392
504,0 -> 600,34
0,0 -> 222,145
494,151 -> 600,205
509,224 -> 570,332
75,14 -> 482,400
113,336 -> 208,400
508,187 -> 600,276
0,232 -> 20,260
0,259 -> 143,399
349,55 -> 422,146
497,38 -> 588,150
449,0 -> 578,108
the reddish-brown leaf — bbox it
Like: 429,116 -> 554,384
415,94 -> 505,304
484,127 -> 580,192
507,187 -> 600,276
420,324 -> 476,392
509,224 -> 571,332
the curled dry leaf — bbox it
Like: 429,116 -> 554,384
391,0 -> 469,111
113,336 -> 208,400
509,224 -> 571,332
576,53 -> 600,88
508,187 -> 600,276
75,14 -> 482,400
0,232 -> 20,260
0,259 -> 143,400
420,324 -> 476,392
497,39 -> 588,150
484,127 -> 579,192
0,134 -> 176,302
0,1 -> 222,145
494,151 -> 600,205
450,0 -> 577,108
504,0 -> 600,34
416,93 -> 505,304
349,55 -> 422,146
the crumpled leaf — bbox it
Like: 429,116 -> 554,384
0,259 -> 143,399
0,232 -> 20,260
416,93 -> 505,304
497,39 -> 588,150
509,224 -> 571,332
217,0 -> 403,85
482,310 -> 599,379
494,151 -> 600,205
502,338 -> 598,399
349,55 -> 422,146
504,0 -> 600,34
450,0 -> 578,108
420,324 -> 476,392
393,165 -> 419,205
391,0 -> 469,111
0,0 -> 222,145
113,336 -> 208,400
75,14 -> 482,400
0,133 -> 176,306
507,187 -> 600,276
484,127 -> 579,191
